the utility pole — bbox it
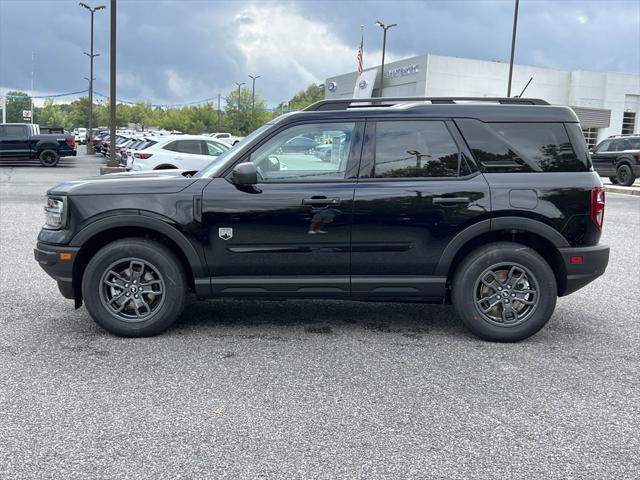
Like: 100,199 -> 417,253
375,20 -> 397,97
108,0 -> 117,167
217,93 -> 221,132
507,0 -> 519,97
234,82 -> 245,110
79,2 -> 105,153
248,74 -> 260,122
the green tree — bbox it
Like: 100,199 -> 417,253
280,83 -> 324,111
35,99 -> 71,128
5,91 -> 32,122
224,87 -> 277,135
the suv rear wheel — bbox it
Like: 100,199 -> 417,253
616,164 -> 636,186
452,242 -> 557,342
81,238 -> 187,336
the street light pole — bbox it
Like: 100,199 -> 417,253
234,82 -> 245,110
507,0 -> 520,97
375,20 -> 397,97
108,0 -> 117,167
217,93 -> 221,132
248,74 -> 260,124
79,2 -> 105,154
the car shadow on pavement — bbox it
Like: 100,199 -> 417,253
172,298 -> 471,339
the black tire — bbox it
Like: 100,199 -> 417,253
39,149 -> 59,167
452,242 -> 557,342
616,164 -> 636,186
608,176 -> 618,185
81,238 -> 187,336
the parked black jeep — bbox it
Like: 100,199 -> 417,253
590,134 -> 640,186
35,97 -> 609,341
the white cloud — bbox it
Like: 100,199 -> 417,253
231,3 -> 387,94
577,14 -> 589,24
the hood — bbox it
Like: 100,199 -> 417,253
47,169 -> 199,196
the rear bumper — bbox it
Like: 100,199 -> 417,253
34,242 -> 79,299
558,244 -> 609,296
59,149 -> 77,158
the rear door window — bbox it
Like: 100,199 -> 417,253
3,125 -> 27,137
371,121 -> 468,178
456,120 -> 586,172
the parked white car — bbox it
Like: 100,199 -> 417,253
73,128 -> 87,144
128,135 -> 230,172
207,132 -> 244,145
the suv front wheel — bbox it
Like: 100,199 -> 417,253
82,238 -> 187,336
452,242 -> 557,342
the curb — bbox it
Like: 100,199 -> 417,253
604,185 -> 640,196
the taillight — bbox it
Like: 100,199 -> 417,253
134,152 -> 153,159
591,187 -> 605,230
66,137 -> 76,148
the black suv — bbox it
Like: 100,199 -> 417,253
590,134 -> 640,186
34,97 -> 609,342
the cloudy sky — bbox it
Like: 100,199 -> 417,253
0,0 -> 638,106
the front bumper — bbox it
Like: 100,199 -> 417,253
34,242 -> 80,299
558,244 -> 609,296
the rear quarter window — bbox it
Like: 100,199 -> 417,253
456,119 -> 588,172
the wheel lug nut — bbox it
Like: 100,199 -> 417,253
134,294 -> 138,298
512,293 -> 516,297
498,287 -> 502,291
125,293 -> 130,297
125,284 -> 129,288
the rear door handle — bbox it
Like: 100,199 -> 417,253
302,197 -> 341,206
432,196 -> 471,205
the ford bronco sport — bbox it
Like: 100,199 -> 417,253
35,97 -> 610,341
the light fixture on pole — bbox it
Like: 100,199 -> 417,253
234,82 -> 245,110
375,20 -> 397,97
248,75 -> 260,118
79,2 -> 105,154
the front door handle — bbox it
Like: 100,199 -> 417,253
302,197 -> 341,206
432,196 -> 470,206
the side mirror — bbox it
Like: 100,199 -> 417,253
232,162 -> 258,185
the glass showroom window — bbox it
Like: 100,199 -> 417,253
622,111 -> 637,135
582,127 -> 599,149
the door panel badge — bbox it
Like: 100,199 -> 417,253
218,227 -> 233,241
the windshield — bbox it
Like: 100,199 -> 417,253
194,121 -> 279,178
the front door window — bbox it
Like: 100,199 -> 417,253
249,122 -> 356,182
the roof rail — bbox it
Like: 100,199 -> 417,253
304,96 -> 550,111
607,134 -> 638,138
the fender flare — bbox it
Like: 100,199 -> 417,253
434,216 -> 569,276
615,156 -> 635,169
69,213 -> 208,281
35,141 -> 59,152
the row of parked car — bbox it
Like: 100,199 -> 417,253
90,131 -> 235,171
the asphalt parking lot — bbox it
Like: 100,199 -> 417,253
1,155 -> 639,479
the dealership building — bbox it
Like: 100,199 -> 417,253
325,53 -> 640,147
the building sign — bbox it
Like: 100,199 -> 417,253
386,64 -> 420,78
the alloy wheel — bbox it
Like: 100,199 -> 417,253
473,262 -> 539,327
99,257 -> 166,322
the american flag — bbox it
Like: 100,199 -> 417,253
356,33 -> 363,75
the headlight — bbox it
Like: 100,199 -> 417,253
44,197 -> 67,229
